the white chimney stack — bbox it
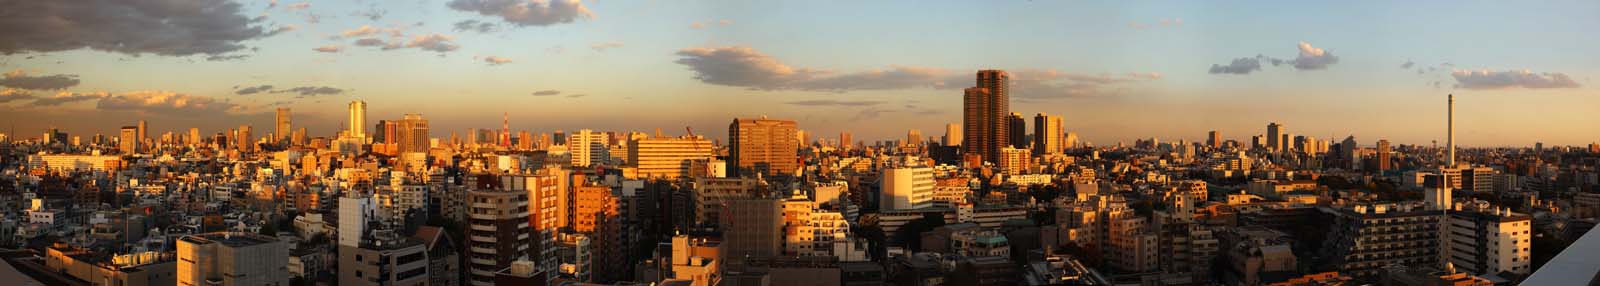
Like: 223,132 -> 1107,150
1446,94 -> 1455,167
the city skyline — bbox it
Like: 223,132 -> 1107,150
2,1 -> 1598,147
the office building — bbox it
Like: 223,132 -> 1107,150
569,129 -> 609,167
275,108 -> 291,143
725,198 -> 783,261
349,100 -> 367,139
880,157 -> 934,211
177,232 -> 289,286
963,70 -> 1010,163
839,132 -> 853,150
1376,139 -> 1392,172
729,116 -> 799,177
628,135 -> 713,179
1208,130 -> 1221,148
236,125 -> 252,152
119,126 -> 139,154
1033,113 -> 1063,155
998,147 -> 1030,175
906,129 -> 922,147
1266,122 -> 1283,152
339,230 -> 429,286
1008,112 -> 1027,149
942,123 -> 961,146
398,114 -> 430,153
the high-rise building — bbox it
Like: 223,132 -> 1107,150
373,120 -> 390,144
464,186 -> 532,286
1207,131 -> 1221,148
177,232 -> 289,286
943,123 -> 962,146
1376,139 -> 1393,172
906,129 -> 922,147
275,108 -> 291,143
1445,204 -> 1533,276
839,132 -> 852,150
963,70 -> 1010,163
568,129 -> 609,168
119,126 -> 139,154
1318,203 -> 1443,279
998,147 -> 1030,174
880,157 -> 934,211
348,100 -> 368,139
1008,112 -> 1028,149
236,125 -> 252,152
188,128 -> 200,146
628,135 -> 713,179
137,120 -> 148,142
1033,113 -> 1063,155
501,170 -> 567,286
1266,122 -> 1283,152
728,117 -> 799,177
398,114 -> 429,153
724,198 -> 783,261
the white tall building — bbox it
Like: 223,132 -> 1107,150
338,196 -> 376,247
880,157 -> 934,211
1446,203 -> 1533,276
349,100 -> 367,139
943,123 -> 962,146
568,129 -> 609,168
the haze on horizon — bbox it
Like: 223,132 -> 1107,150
0,0 -> 1596,147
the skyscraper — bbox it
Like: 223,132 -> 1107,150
236,125 -> 252,152
137,120 -> 147,142
963,70 -> 1009,163
1008,112 -> 1027,149
1376,139 -> 1392,172
943,123 -> 961,146
398,114 -> 430,153
1033,113 -> 1063,155
728,116 -> 799,177
568,129 -> 609,168
119,126 -> 139,154
275,108 -> 291,143
348,100 -> 367,139
1266,122 -> 1284,152
1207,131 -> 1221,148
906,129 -> 922,147
839,132 -> 852,150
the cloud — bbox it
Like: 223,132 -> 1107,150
1291,42 -> 1339,70
313,45 -> 343,53
285,2 -> 310,10
274,86 -> 346,96
1159,18 -> 1183,27
591,42 -> 624,52
531,90 -> 561,96
786,100 -> 884,107
1208,56 -> 1264,74
447,0 -> 593,27
1400,60 -> 1415,69
405,34 -> 460,53
674,46 -> 1160,97
690,22 -> 706,29
0,70 -> 81,90
453,20 -> 499,33
482,56 -> 513,65
718,19 -> 734,26
0,0 -> 281,57
29,91 -> 110,106
1450,69 -> 1580,90
1008,69 -> 1159,98
566,94 -> 586,98
354,38 -> 402,50
1128,18 -> 1181,30
96,91 -> 239,114
0,89 -> 33,103
673,46 -> 953,91
356,8 -> 386,21
1209,42 -> 1339,75
235,85 -> 275,95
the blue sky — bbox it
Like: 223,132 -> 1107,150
0,0 -> 1596,147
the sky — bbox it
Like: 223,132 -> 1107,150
0,0 -> 1597,147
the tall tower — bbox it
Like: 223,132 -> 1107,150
1446,94 -> 1455,167
1033,113 -> 1063,155
1266,122 -> 1283,152
963,70 -> 1010,163
137,120 -> 148,141
275,108 -> 292,143
943,123 -> 961,146
348,100 -> 367,139
501,112 -> 511,147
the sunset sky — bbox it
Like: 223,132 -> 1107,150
1,0 -> 1596,147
